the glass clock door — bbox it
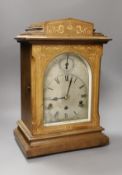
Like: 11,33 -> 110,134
44,53 -> 92,126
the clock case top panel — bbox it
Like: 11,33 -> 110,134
15,18 -> 111,43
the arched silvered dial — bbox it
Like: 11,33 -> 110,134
44,53 -> 91,126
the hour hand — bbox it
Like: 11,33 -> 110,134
45,97 -> 65,101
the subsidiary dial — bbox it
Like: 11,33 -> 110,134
59,53 -> 74,72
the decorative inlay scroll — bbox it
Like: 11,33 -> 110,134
27,18 -> 94,38
45,18 -> 93,37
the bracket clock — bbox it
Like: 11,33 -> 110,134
14,18 -> 111,158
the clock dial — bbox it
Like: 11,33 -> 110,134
44,53 -> 91,125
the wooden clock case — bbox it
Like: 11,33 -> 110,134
14,18 -> 111,158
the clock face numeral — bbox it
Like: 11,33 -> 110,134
81,94 -> 87,98
55,77 -> 60,84
64,106 -> 68,110
74,111 -> 78,115
47,87 -> 54,90
54,111 -> 59,119
65,75 -> 69,81
74,78 -> 77,83
79,101 -> 84,107
79,84 -> 85,89
64,113 -> 68,119
47,103 -> 53,109
73,111 -> 80,119
44,53 -> 90,125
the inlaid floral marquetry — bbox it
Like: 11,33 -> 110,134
14,18 -> 111,158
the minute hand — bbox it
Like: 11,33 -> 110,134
66,77 -> 73,97
45,97 -> 65,101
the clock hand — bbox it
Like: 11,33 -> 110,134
66,77 -> 73,98
45,97 -> 65,101
65,54 -> 69,69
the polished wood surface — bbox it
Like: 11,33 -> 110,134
21,43 -> 32,130
14,126 -> 109,158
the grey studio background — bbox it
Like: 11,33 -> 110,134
0,0 -> 122,175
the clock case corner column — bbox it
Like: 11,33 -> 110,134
16,42 -> 41,137
91,43 -> 103,129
